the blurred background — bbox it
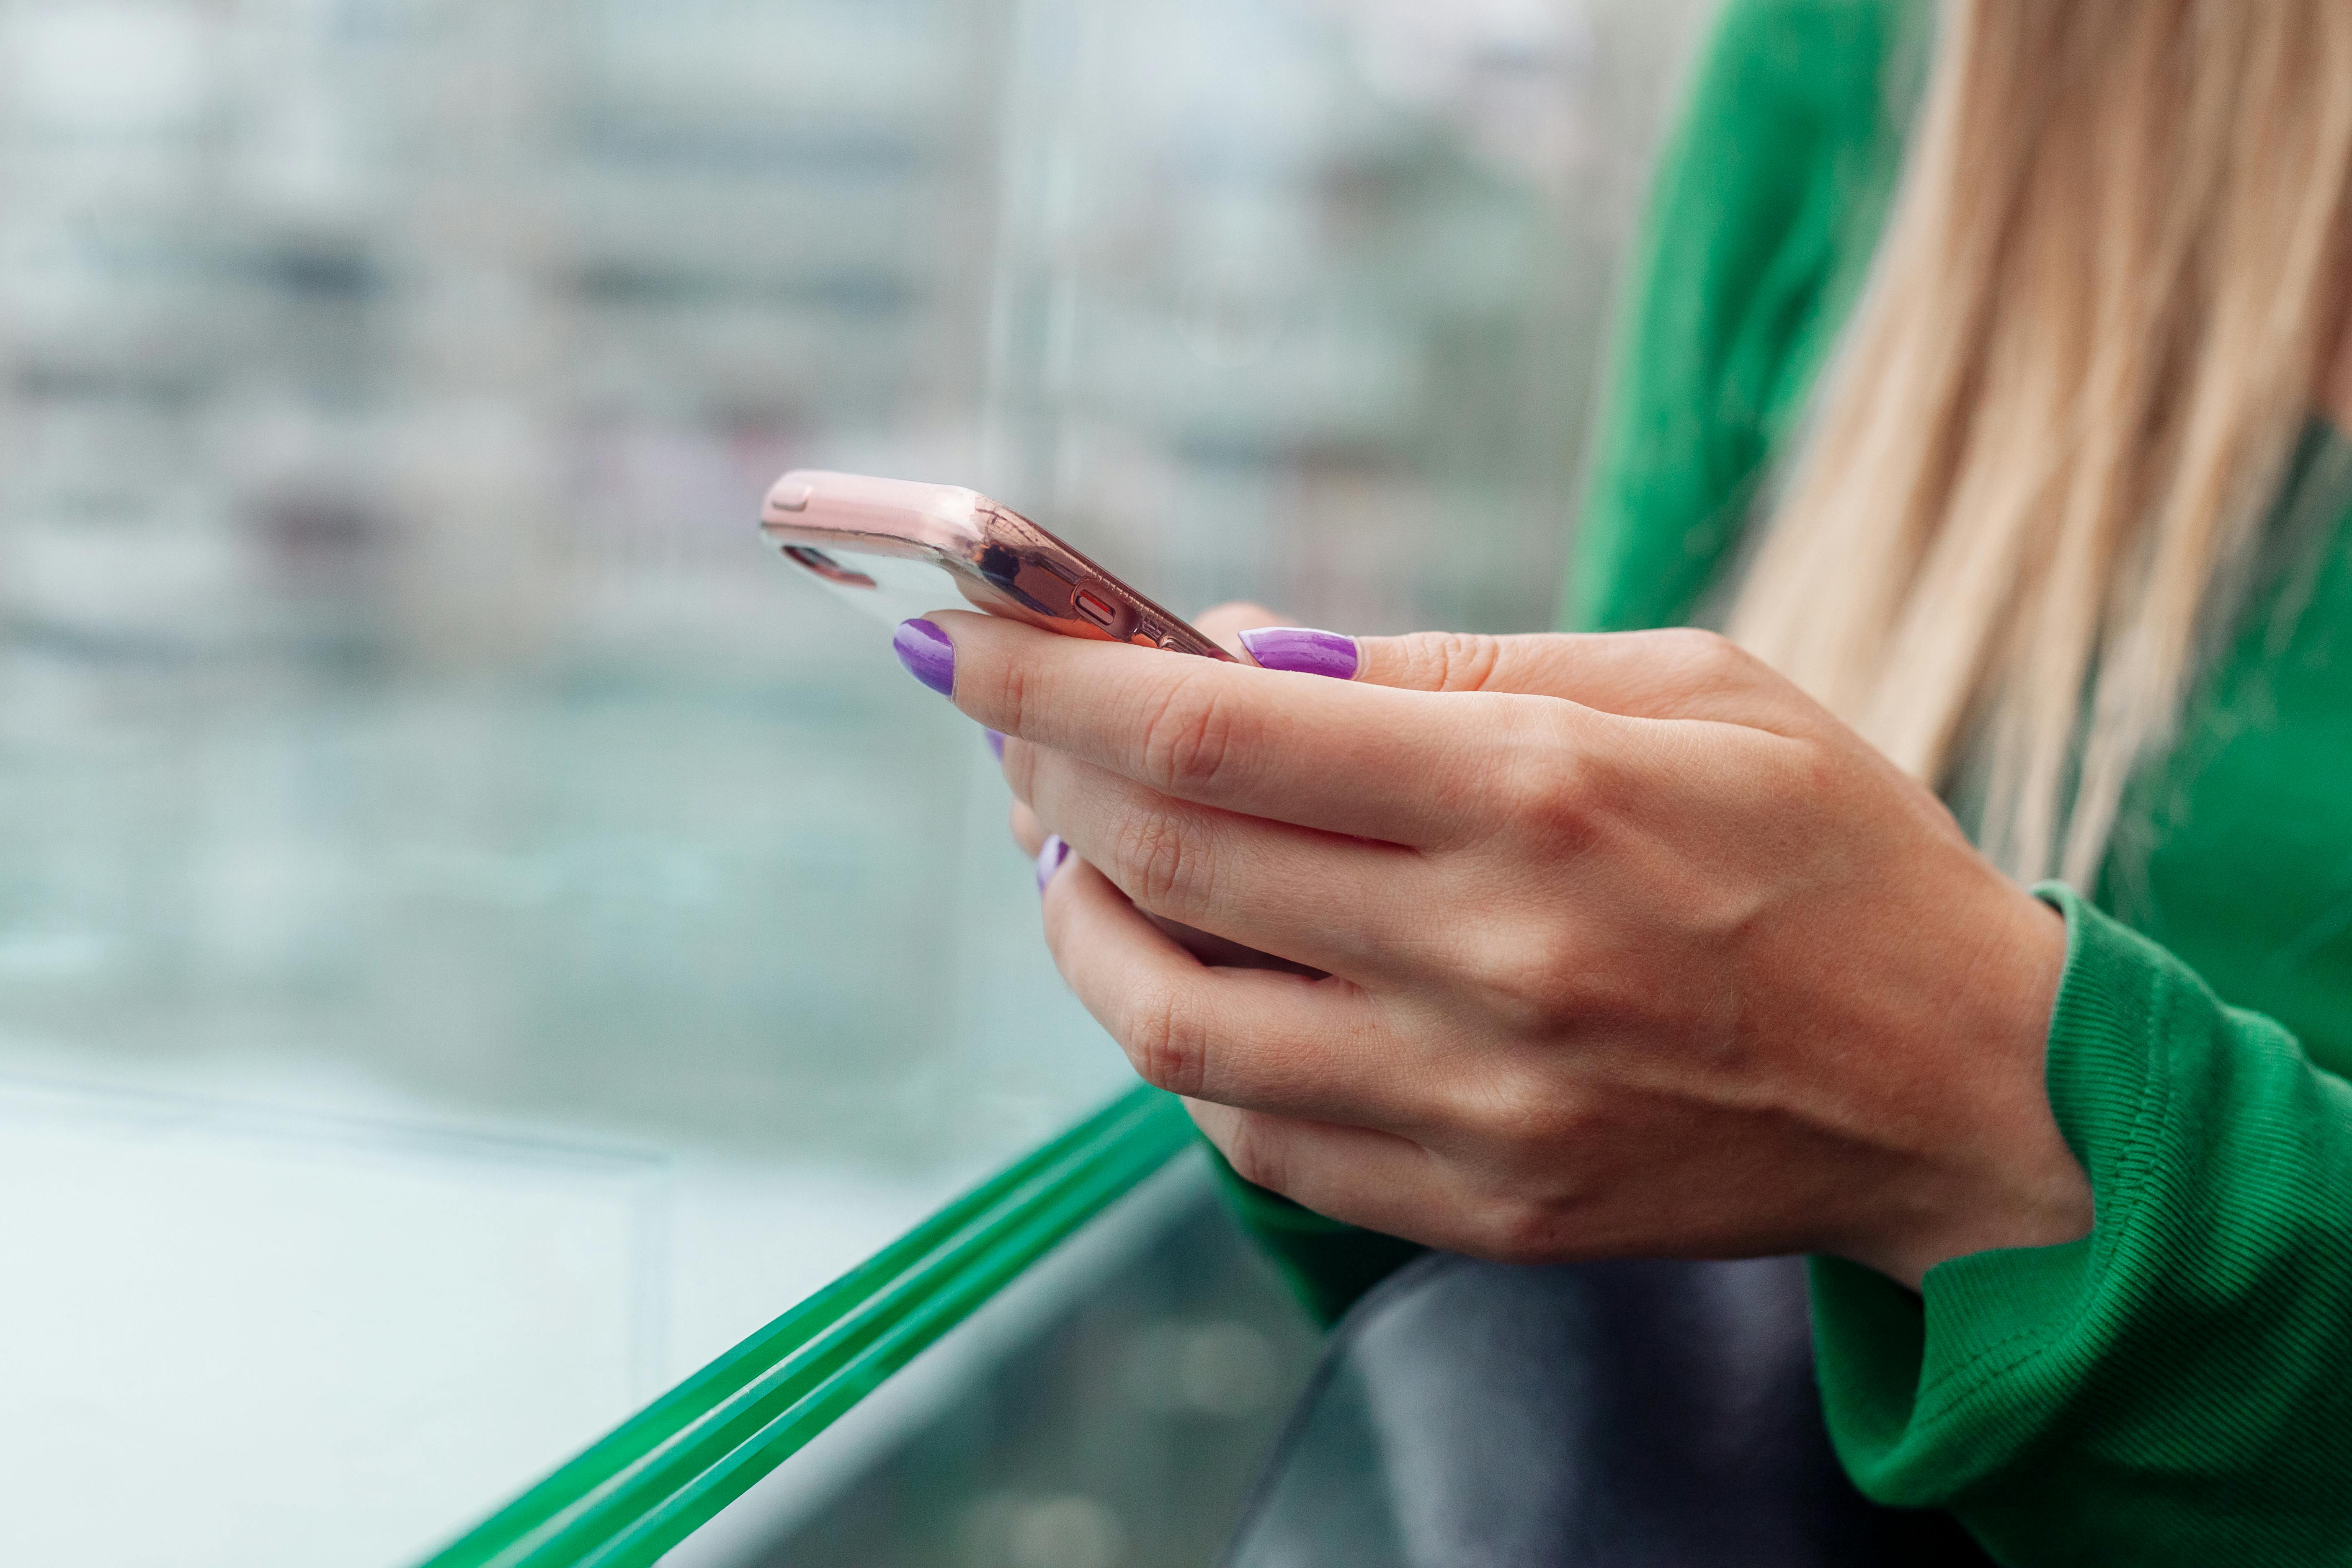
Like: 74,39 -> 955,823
0,0 -> 1716,1562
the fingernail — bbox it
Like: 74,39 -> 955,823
1238,626 -> 1358,680
985,729 -> 1005,762
893,618 -> 955,697
1035,834 -> 1070,893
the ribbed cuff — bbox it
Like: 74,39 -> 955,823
1809,882 -> 2174,1503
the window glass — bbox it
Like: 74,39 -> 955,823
0,0 -> 1715,1563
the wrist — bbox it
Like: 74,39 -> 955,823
1860,879 -> 2092,1289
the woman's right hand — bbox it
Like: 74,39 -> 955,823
1004,601 -> 1292,864
964,602 -> 2088,1289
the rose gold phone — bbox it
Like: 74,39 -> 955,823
757,470 -> 1233,661
760,469 -> 1316,975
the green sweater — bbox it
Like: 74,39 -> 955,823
1215,2 -> 2352,1562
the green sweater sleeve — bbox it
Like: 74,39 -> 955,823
1812,885 -> 2352,1565
1568,0 -> 1898,634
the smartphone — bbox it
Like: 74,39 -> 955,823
759,468 -> 1316,976
757,469 -> 1233,661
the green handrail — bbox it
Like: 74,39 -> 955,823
417,1084 -> 1195,1568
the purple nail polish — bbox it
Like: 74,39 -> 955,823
893,618 -> 955,697
1238,626 -> 1358,680
985,729 -> 1006,762
1035,834 -> 1070,893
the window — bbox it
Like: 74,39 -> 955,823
0,1 -> 1714,1563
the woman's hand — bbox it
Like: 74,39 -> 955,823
916,605 -> 2094,1289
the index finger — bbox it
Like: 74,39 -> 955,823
928,609 -> 1547,844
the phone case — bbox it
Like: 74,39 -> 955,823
758,469 -> 1319,975
758,470 -> 1233,661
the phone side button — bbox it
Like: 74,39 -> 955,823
1072,588 -> 1117,627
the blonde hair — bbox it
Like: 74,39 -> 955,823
1726,0 -> 2352,885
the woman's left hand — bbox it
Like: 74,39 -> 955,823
915,606 -> 2093,1289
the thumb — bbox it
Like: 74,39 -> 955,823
1246,623 -> 1782,723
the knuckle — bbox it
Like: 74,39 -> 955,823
1399,631 -> 1504,693
1217,1112 -> 1288,1193
1494,711 -> 1611,847
1457,1064 -> 1594,1156
1120,981 -> 1209,1098
1451,1093 -> 1599,1265
980,642 -> 1042,734
1480,1197 -> 1570,1265
1136,668 -> 1247,796
1649,626 -> 1756,685
1109,804 -> 1209,913
1464,922 -> 1589,1029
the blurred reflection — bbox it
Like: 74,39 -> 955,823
0,0 -> 1712,1563
733,1173 -> 1323,1568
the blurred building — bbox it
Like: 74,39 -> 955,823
0,0 -> 1718,1290
0,0 -> 1008,666
0,3 -> 1717,1564
0,0 -> 1709,669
